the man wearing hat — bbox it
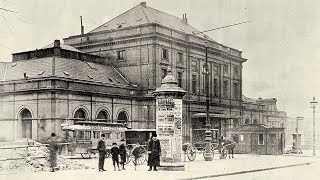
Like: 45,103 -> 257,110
97,134 -> 107,172
48,133 -> 58,172
147,133 -> 161,171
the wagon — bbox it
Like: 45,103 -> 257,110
62,121 -> 127,158
123,129 -> 154,165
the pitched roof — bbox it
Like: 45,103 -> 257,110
89,3 -> 212,40
0,57 -> 130,86
0,58 -> 53,81
42,43 -> 81,52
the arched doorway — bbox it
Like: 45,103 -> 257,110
97,110 -> 110,122
74,109 -> 87,121
20,109 -> 32,139
117,111 -> 128,124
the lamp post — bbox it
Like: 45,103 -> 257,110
310,97 -> 318,156
203,37 -> 213,161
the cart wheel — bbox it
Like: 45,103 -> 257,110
124,155 -> 131,165
132,145 -> 147,165
187,145 -> 196,161
220,147 -> 227,159
105,151 -> 110,158
81,152 -> 91,159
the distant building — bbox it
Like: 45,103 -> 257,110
229,124 -> 285,155
285,117 -> 320,150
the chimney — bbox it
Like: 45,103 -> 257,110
182,13 -> 188,24
140,2 -> 146,7
54,40 -> 60,48
80,16 -> 84,35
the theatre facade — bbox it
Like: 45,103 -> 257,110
0,2 -> 287,144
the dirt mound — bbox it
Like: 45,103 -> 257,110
0,139 -> 92,173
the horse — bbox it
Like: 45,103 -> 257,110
219,134 -> 239,159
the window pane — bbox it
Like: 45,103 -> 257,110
258,134 -> 264,145
84,131 -> 91,140
178,52 -> 183,63
192,75 -> 197,93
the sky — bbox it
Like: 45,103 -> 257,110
0,0 -> 319,119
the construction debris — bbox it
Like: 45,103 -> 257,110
0,139 -> 92,173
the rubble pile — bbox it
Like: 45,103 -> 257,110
0,139 -> 92,173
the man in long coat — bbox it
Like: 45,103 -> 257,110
97,134 -> 107,172
147,133 -> 161,171
48,133 -> 58,172
119,139 -> 127,170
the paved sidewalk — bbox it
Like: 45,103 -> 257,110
1,154 -> 319,180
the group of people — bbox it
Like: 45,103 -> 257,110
97,133 -> 162,171
47,132 -> 162,172
97,134 -> 127,171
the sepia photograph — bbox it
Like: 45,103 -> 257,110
0,0 -> 319,179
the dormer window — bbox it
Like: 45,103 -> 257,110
117,50 -> 125,61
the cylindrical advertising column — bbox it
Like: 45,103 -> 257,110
153,67 -> 186,170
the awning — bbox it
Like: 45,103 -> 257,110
191,113 -> 242,119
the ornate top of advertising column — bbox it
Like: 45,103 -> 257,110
153,67 -> 186,98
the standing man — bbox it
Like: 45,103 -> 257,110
48,133 -> 58,172
147,133 -> 161,171
97,134 -> 107,172
119,139 -> 127,170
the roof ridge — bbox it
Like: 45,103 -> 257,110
89,4 -> 141,33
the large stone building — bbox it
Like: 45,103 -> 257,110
0,2 -> 287,144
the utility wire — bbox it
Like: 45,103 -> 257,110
194,20 -> 252,35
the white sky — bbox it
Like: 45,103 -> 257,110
0,0 -> 319,119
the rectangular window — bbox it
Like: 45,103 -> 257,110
178,52 -> 183,64
162,48 -> 168,59
93,131 -> 100,139
258,134 -> 264,145
105,132 -> 111,139
228,119 -> 234,128
84,131 -> 91,140
192,74 -> 197,93
223,64 -> 229,74
223,80 -> 229,98
192,60 -> 197,71
234,82 -> 239,100
240,134 -> 244,141
162,69 -> 167,79
78,131 -> 84,140
177,72 -> 182,87
202,74 -> 206,94
214,65 -> 219,76
233,66 -> 239,77
117,50 -> 125,60
214,79 -> 219,97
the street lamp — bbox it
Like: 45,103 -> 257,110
310,97 -> 318,156
203,37 -> 213,161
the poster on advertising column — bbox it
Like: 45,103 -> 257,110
156,97 -> 183,162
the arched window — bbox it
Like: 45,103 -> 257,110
97,110 -> 110,122
117,111 -> 128,124
21,109 -> 32,119
74,109 -> 87,120
20,109 -> 32,139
